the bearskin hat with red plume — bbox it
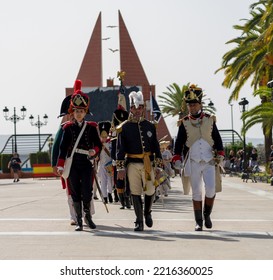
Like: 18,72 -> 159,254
68,80 -> 90,114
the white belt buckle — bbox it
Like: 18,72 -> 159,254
75,148 -> 89,156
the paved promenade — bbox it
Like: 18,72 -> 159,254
0,174 -> 272,260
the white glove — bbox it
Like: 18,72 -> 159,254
215,155 -> 224,165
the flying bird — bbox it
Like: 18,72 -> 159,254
107,25 -> 118,28
102,37 -> 111,40
108,48 -> 119,53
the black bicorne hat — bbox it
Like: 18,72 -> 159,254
98,121 -> 112,137
58,95 -> 72,118
112,109 -> 129,127
184,84 -> 203,104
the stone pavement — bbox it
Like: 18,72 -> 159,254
0,174 -> 272,260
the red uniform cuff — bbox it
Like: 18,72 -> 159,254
172,155 -> 181,162
217,151 -> 225,157
57,158 -> 65,168
93,146 -> 100,154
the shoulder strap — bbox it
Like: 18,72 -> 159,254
103,145 -> 111,157
70,122 -> 87,158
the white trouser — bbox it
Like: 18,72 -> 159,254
190,160 -> 215,201
127,162 -> 155,196
66,187 -> 76,221
98,166 -> 113,198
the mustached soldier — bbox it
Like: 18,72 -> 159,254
174,84 -> 224,231
116,91 -> 162,231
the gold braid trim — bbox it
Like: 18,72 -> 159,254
116,160 -> 125,170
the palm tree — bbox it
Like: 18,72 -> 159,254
215,1 -> 273,102
216,0 -> 273,164
158,83 -> 189,119
241,86 -> 273,165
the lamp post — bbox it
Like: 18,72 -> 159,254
3,106 -> 27,153
208,99 -> 214,108
267,80 -> 273,102
48,137 -> 54,158
239,97 -> 249,171
230,103 -> 234,145
29,114 -> 48,151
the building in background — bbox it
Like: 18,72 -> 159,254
64,11 -> 171,141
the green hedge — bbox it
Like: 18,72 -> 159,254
1,154 -> 13,173
29,152 -> 50,166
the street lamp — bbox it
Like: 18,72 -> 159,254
267,80 -> 273,102
230,103 -> 234,145
3,106 -> 27,153
208,100 -> 214,107
48,137 -> 54,158
239,97 -> 249,171
29,114 -> 48,151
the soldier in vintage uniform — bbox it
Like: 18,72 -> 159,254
110,83 -> 130,209
97,121 -> 114,203
174,84 -> 224,231
57,80 -> 102,231
116,91 -> 162,231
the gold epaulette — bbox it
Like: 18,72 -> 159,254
116,120 -> 129,133
149,120 -> 158,129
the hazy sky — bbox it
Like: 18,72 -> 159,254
0,0 -> 260,140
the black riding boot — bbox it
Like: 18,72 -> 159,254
108,193 -> 113,203
204,195 -> 215,229
73,201 -> 83,231
144,194 -> 154,228
83,202 -> 96,229
118,192 -> 125,209
132,195 -> 143,231
125,195 -> 131,209
193,200 -> 203,231
113,188 -> 119,202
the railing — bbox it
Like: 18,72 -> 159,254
0,134 -> 52,155
219,129 -> 243,146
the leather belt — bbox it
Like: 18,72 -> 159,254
75,148 -> 89,156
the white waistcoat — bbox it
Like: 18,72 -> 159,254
183,115 -> 215,163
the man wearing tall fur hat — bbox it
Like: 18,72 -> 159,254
110,71 -> 131,209
116,90 -> 162,231
174,84 -> 224,231
57,80 -> 102,231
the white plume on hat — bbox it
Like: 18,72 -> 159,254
129,91 -> 144,108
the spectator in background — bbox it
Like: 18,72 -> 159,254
249,148 -> 258,168
229,149 -> 236,171
236,149 -> 244,172
269,145 -> 273,179
8,153 -> 21,182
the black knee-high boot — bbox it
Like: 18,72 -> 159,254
113,188 -> 119,202
192,200 -> 203,231
73,201 -> 83,231
204,195 -> 215,229
124,194 -> 131,209
118,192 -> 125,209
83,202 -> 96,229
144,194 -> 154,228
131,195 -> 143,231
